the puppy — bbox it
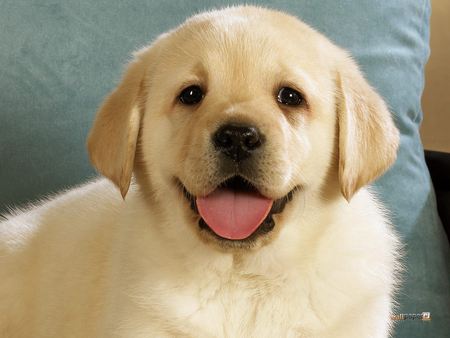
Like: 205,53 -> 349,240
0,6 -> 401,338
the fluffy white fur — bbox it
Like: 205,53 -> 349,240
1,6 -> 401,338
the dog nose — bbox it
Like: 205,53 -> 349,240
213,124 -> 263,162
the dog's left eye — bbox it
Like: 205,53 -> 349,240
277,87 -> 303,106
179,85 -> 204,105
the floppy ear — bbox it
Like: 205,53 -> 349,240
87,56 -> 147,199
337,56 -> 400,201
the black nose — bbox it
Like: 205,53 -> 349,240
213,124 -> 263,162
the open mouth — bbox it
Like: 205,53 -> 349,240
181,176 -> 296,242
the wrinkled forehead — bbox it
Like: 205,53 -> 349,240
152,10 -> 335,93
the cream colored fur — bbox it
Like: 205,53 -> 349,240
1,6 -> 401,338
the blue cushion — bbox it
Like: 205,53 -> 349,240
0,1 -> 448,336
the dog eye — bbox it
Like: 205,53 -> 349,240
277,87 -> 303,106
179,85 -> 204,105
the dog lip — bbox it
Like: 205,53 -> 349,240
180,182 -> 198,213
177,176 -> 299,240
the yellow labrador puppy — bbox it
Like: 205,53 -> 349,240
0,6 -> 401,338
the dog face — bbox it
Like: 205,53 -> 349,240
87,7 -> 399,251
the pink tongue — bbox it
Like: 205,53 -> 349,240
196,188 -> 273,240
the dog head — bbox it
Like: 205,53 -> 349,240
87,6 -> 399,251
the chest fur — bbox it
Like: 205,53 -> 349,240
118,272 -> 321,338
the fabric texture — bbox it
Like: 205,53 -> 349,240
0,1 -> 448,336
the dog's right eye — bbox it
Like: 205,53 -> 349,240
277,87 -> 303,106
179,85 -> 204,105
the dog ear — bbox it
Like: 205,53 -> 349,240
87,54 -> 147,199
337,55 -> 399,201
